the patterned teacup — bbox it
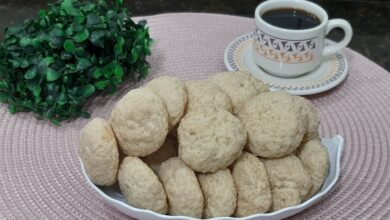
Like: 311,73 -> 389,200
253,0 -> 352,78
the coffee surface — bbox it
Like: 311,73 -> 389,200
262,8 -> 321,30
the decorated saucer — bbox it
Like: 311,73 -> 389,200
224,33 -> 349,95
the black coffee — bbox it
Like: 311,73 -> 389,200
261,8 -> 320,30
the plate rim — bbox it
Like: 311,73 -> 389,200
80,135 -> 344,220
223,33 -> 349,96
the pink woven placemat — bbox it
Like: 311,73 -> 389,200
0,13 -> 389,220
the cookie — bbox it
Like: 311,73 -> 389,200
110,87 -> 168,157
79,118 -> 119,186
146,76 -> 187,129
118,156 -> 168,214
209,71 -> 268,114
271,188 -> 301,211
159,158 -> 204,218
294,96 -> 320,142
185,80 -> 232,113
178,109 -> 246,173
264,154 -> 312,211
232,152 -> 272,217
237,92 -> 305,158
198,169 -> 237,218
236,71 -> 269,93
142,135 -> 177,174
297,139 -> 329,199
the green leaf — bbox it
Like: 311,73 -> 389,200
50,28 -> 65,37
49,37 -> 64,49
94,80 -> 108,90
73,29 -> 89,43
77,58 -> 92,70
30,84 -> 41,98
63,39 -> 76,53
138,20 -> 147,26
8,105 -> 17,114
57,92 -> 68,105
130,47 -> 139,63
45,83 -> 59,93
0,92 -> 8,102
87,13 -> 104,27
114,64 -> 124,77
74,16 -> 86,24
117,0 -> 123,7
65,26 -> 74,36
38,9 -> 46,18
19,38 -> 33,47
21,60 -> 30,68
24,66 -> 38,79
71,23 -> 83,32
40,57 -> 55,67
114,36 -> 124,56
81,84 -> 95,98
61,0 -> 82,16
0,81 -> 9,90
46,68 -> 60,81
90,30 -> 105,47
135,29 -> 145,41
114,43 -> 123,57
82,3 -> 96,12
93,68 -> 103,78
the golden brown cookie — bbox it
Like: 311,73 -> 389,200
185,80 -> 232,113
209,71 -> 267,114
146,76 -> 187,129
118,156 -> 168,214
232,152 -> 272,217
79,118 -> 119,186
198,169 -> 237,218
238,92 -> 305,158
159,158 -> 204,218
297,139 -> 329,199
178,109 -> 246,173
264,154 -> 312,211
110,87 -> 168,157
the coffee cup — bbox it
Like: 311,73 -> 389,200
253,0 -> 353,78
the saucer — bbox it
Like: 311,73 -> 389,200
224,33 -> 349,95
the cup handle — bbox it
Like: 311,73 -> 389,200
322,19 -> 353,57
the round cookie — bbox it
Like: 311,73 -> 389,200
297,139 -> 329,199
118,156 -> 168,214
198,169 -> 237,218
79,118 -> 119,186
209,71 -> 265,114
271,188 -> 301,211
237,92 -> 305,158
142,135 -> 177,174
185,80 -> 232,113
146,76 -> 187,129
178,109 -> 247,173
232,152 -> 272,217
159,158 -> 204,218
236,71 -> 269,93
110,87 -> 168,157
264,154 -> 313,211
294,96 -> 320,142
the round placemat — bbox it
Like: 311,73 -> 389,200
0,13 -> 389,220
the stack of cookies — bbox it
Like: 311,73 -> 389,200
79,71 -> 330,218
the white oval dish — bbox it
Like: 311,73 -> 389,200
80,135 -> 344,220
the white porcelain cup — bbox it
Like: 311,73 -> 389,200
253,0 -> 353,78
